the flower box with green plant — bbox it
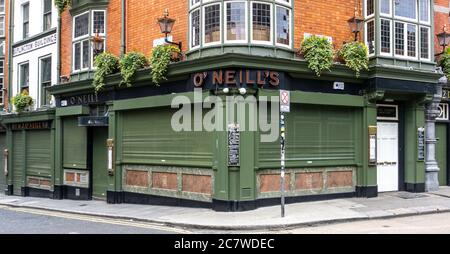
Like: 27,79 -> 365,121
92,52 -> 120,92
440,48 -> 450,80
150,45 -> 181,86
119,52 -> 149,87
12,90 -> 34,113
338,41 -> 369,77
300,35 -> 335,77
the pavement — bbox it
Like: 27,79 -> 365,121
1,187 -> 450,231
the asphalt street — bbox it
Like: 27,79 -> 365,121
0,206 -> 190,234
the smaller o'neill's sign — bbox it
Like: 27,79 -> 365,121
417,127 -> 425,161
11,121 -> 51,130
228,123 -> 240,167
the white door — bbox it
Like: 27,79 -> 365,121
377,122 -> 399,192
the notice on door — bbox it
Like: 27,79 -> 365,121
228,124 -> 240,167
418,127 -> 425,161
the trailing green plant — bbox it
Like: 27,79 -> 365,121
12,90 -> 34,113
119,52 -> 149,87
338,41 -> 369,77
300,35 -> 335,77
92,52 -> 120,92
150,45 -> 180,86
55,0 -> 71,14
440,52 -> 450,79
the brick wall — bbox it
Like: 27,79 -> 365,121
434,0 -> 450,55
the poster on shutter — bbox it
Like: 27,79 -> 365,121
228,123 -> 240,167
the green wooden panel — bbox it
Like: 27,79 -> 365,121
259,104 -> 358,168
436,123 -> 448,186
121,107 -> 213,167
12,131 -> 24,195
63,117 -> 88,169
92,128 -> 109,199
0,134 -> 6,191
26,130 -> 52,179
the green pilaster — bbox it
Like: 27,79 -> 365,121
114,110 -> 123,193
357,102 -> 378,188
405,102 -> 426,185
213,98 -> 229,201
107,102 -> 116,192
6,126 -> 12,185
50,121 -> 56,188
54,116 -> 62,186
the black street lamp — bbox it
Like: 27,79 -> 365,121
157,9 -> 182,51
91,31 -> 104,57
347,8 -> 364,42
436,25 -> 450,56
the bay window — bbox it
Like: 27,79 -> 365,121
189,0 -> 292,50
364,0 -> 431,61
72,10 -> 106,72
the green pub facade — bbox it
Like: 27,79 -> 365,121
1,0 -> 449,211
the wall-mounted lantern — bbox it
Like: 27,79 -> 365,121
436,25 -> 450,56
91,31 -> 104,57
347,8 -> 364,42
157,9 -> 182,51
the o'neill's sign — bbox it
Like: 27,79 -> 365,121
191,69 -> 282,89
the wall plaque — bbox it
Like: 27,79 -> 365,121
228,123 -> 240,167
417,127 -> 425,161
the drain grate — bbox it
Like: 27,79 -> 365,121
395,193 -> 428,199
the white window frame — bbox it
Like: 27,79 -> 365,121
72,11 -> 90,41
377,104 -> 399,121
419,26 -> 431,61
250,1 -> 273,46
275,4 -> 292,48
394,21 -> 418,60
379,18 -> 393,56
38,54 -> 52,108
72,39 -> 90,72
418,0 -> 430,25
91,10 -> 106,36
365,19 -> 376,57
364,0 -> 375,19
191,0 -> 201,9
380,0 -> 392,17
202,2 -> 222,47
18,61 -> 30,91
224,1 -> 248,44
393,0 -> 418,23
274,0 -> 292,8
190,9 -> 201,50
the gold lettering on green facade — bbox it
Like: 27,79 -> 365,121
11,121 -> 50,130
193,69 -> 281,88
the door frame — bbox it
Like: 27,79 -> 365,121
376,103 -> 405,192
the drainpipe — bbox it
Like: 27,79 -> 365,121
120,0 -> 126,56
56,12 -> 61,85
425,75 -> 446,192
7,0 -> 14,113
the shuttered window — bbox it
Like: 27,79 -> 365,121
121,108 -> 213,167
259,105 -> 359,168
26,130 -> 51,178
63,117 -> 87,169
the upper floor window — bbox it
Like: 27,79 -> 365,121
0,0 -> 5,14
23,3 -> 30,39
0,16 -> 5,37
19,62 -> 30,92
72,10 -> 106,72
364,0 -> 431,61
43,0 -> 52,31
189,0 -> 292,50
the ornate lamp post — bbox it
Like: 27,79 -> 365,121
91,31 -> 104,57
